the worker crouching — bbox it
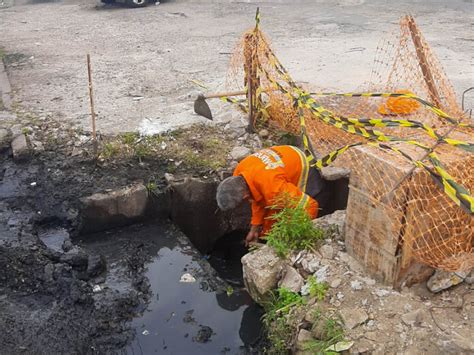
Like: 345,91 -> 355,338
216,145 -> 326,246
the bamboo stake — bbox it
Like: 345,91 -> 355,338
406,16 -> 442,108
86,54 -> 98,157
247,58 -> 255,133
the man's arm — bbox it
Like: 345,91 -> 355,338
245,224 -> 262,246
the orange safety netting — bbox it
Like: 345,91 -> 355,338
224,12 -> 473,272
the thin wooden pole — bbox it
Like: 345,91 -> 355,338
406,16 -> 442,108
87,54 -> 98,156
247,59 -> 255,133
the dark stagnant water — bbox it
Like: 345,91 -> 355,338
80,222 -> 264,354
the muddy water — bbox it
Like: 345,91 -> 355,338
80,222 -> 263,354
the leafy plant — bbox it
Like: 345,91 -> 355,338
121,132 -> 139,145
304,309 -> 345,355
101,142 -> 120,159
265,193 -> 324,257
145,180 -> 158,196
134,143 -> 150,161
307,275 -> 328,301
263,288 -> 305,354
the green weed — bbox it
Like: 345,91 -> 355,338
304,309 -> 344,355
134,143 -> 150,160
265,194 -> 324,257
121,132 -> 139,145
101,142 -> 120,159
307,275 -> 328,301
145,180 -> 158,196
263,288 -> 305,354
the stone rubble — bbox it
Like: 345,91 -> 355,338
240,209 -> 473,354
241,245 -> 284,304
11,133 -> 31,160
340,308 -> 369,329
229,146 -> 251,162
278,265 -> 304,293
319,244 -> 334,259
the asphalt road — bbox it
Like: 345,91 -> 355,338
0,0 -> 472,134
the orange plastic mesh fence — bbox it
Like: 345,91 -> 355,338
224,13 -> 473,272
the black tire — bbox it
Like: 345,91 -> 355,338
126,0 -> 147,7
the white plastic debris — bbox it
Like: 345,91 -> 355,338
92,285 -> 102,293
142,330 -> 149,336
180,273 -> 196,283
326,340 -> 354,352
160,142 -> 167,150
314,265 -> 329,282
373,288 -> 391,297
30,182 -> 37,186
351,280 -> 363,291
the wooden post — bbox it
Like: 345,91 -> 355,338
247,59 -> 255,133
87,54 -> 98,156
406,16 -> 442,108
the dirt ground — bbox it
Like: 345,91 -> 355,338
0,0 -> 473,134
0,0 -> 473,354
294,231 -> 474,354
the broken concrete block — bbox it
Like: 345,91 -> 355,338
169,177 -> 249,253
427,269 -> 468,293
11,134 -> 31,161
312,210 -> 346,236
0,128 -> 11,150
297,251 -> 321,274
241,245 -> 284,305
340,307 -> 368,329
296,329 -> 313,351
278,265 -> 304,293
321,166 -> 350,181
80,183 -> 149,233
229,146 -> 251,162
319,244 -> 334,259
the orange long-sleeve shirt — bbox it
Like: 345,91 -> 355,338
233,145 -> 319,234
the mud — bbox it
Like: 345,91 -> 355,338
0,126 -> 265,354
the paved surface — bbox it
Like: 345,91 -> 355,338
0,0 -> 472,134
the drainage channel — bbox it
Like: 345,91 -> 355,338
79,221 -> 264,354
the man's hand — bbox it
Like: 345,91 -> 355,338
245,225 -> 262,247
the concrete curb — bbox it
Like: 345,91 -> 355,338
0,57 -> 12,111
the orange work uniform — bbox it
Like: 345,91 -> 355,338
233,145 -> 320,234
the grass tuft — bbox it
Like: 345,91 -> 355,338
263,288 -> 305,354
304,309 -> 344,354
307,275 -> 328,301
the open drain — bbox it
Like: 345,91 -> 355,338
79,222 -> 264,354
